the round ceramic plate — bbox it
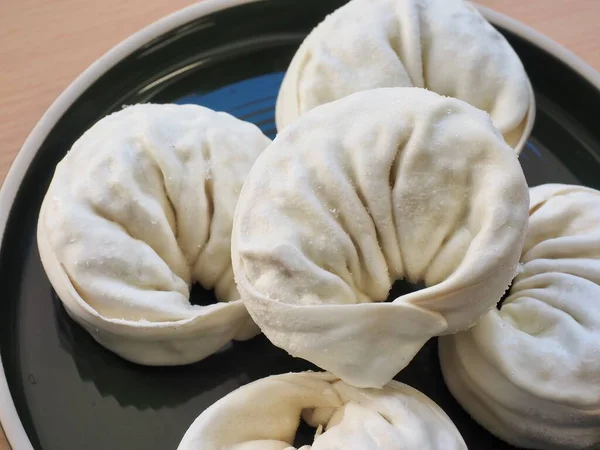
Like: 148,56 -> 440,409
1,1 -> 600,449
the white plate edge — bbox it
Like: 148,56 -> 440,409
0,1 -> 599,449
477,4 -> 600,92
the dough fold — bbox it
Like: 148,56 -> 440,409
177,371 -> 467,449
276,0 -> 534,152
233,88 -> 529,387
439,184 -> 600,450
38,104 -> 271,365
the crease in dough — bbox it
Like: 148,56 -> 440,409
38,103 -> 271,365
276,0 -> 535,152
439,184 -> 600,450
233,87 -> 529,388
177,371 -> 467,449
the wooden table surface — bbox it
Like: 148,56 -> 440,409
0,0 -> 598,448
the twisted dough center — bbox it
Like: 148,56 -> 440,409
177,372 -> 466,449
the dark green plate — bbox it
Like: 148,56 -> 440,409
1,1 -> 599,449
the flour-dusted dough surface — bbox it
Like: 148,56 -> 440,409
439,184 -> 600,450
276,0 -> 534,152
232,87 -> 529,388
38,103 -> 271,365
177,371 -> 466,449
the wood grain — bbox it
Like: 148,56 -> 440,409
0,0 -> 598,448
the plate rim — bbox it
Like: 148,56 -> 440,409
1,1 -> 599,449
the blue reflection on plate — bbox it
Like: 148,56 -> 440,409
175,72 -> 284,139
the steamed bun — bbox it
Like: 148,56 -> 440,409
232,87 -> 529,388
38,103 -> 271,365
178,371 -> 467,449
439,184 -> 600,450
276,0 -> 534,152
